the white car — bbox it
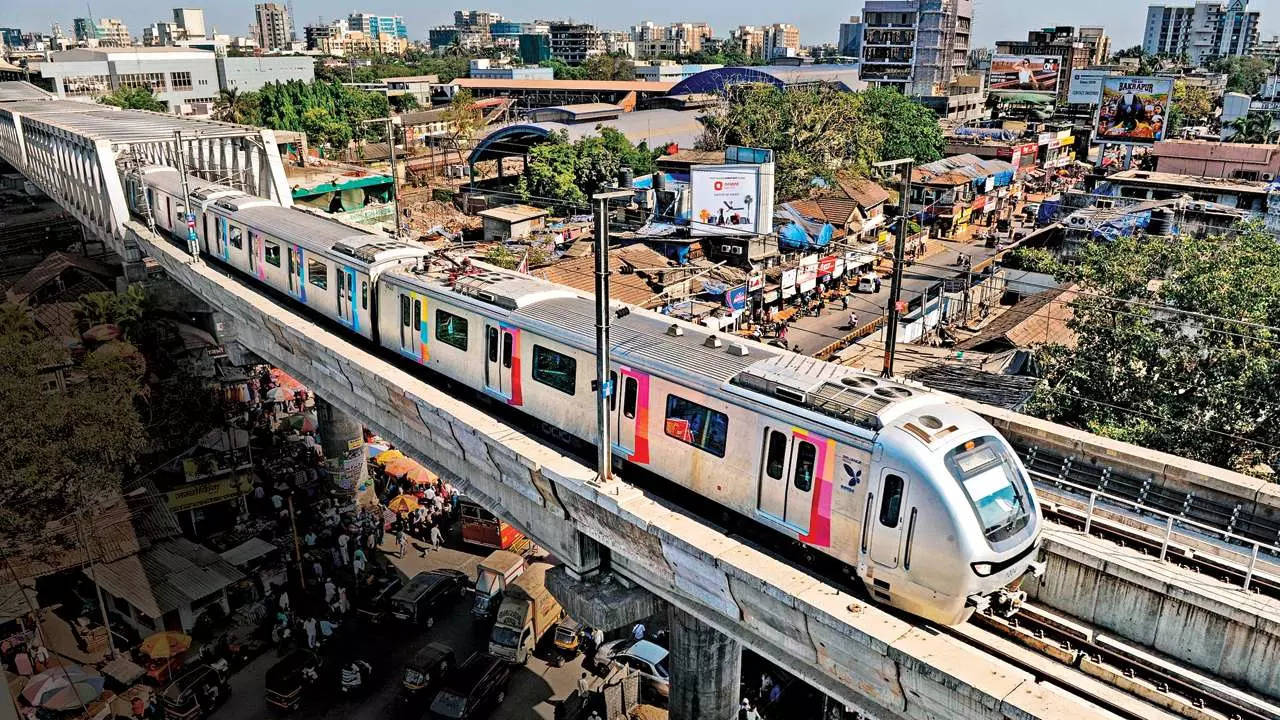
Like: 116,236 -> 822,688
855,272 -> 882,293
595,639 -> 669,703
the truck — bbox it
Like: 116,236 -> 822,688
471,550 -> 525,620
488,563 -> 561,664
459,500 -> 527,552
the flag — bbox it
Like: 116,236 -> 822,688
516,250 -> 529,274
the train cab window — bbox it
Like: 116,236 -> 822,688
793,441 -> 816,492
435,310 -> 468,350
532,345 -> 576,395
879,474 -> 904,528
264,242 -> 280,267
663,395 -> 728,458
400,296 -> 411,328
361,281 -> 368,310
307,259 -> 328,290
623,376 -> 638,419
228,226 -> 243,250
764,430 -> 787,480
945,436 -> 1030,541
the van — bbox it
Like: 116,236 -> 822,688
355,574 -> 403,625
855,272 -> 881,293
471,550 -> 525,620
427,653 -> 512,720
391,570 -> 469,627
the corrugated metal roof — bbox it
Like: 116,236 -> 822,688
453,78 -> 674,92
471,109 -> 704,165
89,538 -> 243,620
6,251 -> 116,303
834,175 -> 890,209
478,204 -> 549,223
0,81 -> 54,103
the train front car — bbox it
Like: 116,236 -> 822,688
870,400 -> 1043,625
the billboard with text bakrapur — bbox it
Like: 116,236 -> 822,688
1096,76 -> 1174,144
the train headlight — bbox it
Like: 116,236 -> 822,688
970,562 -> 995,577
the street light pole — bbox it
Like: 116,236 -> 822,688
591,189 -> 632,484
873,158 -> 914,379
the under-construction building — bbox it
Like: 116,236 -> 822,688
858,0 -> 983,120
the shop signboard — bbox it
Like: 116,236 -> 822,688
725,285 -> 747,311
1095,76 -> 1174,144
833,256 -> 845,278
797,255 -> 819,293
690,163 -> 775,236
989,55 -> 1061,96
817,255 -> 837,278
747,269 -> 764,292
165,473 -> 253,514
781,268 -> 797,298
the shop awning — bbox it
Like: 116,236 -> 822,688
218,537 -> 278,567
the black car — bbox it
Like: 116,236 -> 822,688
162,665 -> 230,720
390,569 -> 469,627
427,653 -> 511,720
355,574 -> 404,625
400,642 -> 455,704
265,650 -> 320,712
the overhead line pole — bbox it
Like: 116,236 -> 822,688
591,189 -> 632,484
873,157 -> 914,379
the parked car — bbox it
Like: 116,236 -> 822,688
400,642 -> 456,705
391,570 -> 469,627
595,639 -> 669,704
427,653 -> 512,720
161,665 -> 230,720
355,574 -> 404,625
264,650 -> 320,712
855,272 -> 881,293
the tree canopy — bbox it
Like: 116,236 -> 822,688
1211,55 -> 1271,95
1168,80 -> 1215,134
251,80 -> 390,148
518,128 -> 661,209
1228,111 -> 1276,144
856,87 -> 945,164
1026,224 -> 1280,475
99,86 -> 166,112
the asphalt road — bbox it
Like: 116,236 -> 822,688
211,539 -> 590,720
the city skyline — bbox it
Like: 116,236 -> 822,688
7,0 -> 1280,51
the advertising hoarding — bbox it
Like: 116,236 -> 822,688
1096,76 -> 1174,144
989,55 -> 1062,95
1068,69 -> 1111,105
691,163 -> 775,236
797,255 -> 818,293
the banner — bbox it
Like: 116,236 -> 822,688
817,255 -> 837,278
165,473 -> 253,514
989,55 -> 1061,95
781,268 -> 797,298
797,255 -> 818,294
690,164 -> 775,236
725,285 -> 747,311
1068,69 -> 1112,105
747,270 -> 764,292
1096,76 -> 1174,144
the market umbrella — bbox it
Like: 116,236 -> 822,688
382,457 -> 418,478
367,443 -> 392,459
371,449 -> 404,466
140,631 -> 192,659
405,466 -> 438,487
264,386 -> 288,402
282,413 -> 318,432
21,667 -> 104,709
386,494 -> 420,514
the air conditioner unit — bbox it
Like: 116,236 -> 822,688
1263,172 -> 1276,181
719,245 -> 744,255
1188,201 -> 1207,212
1067,215 -> 1090,227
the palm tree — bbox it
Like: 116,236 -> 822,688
212,88 -> 252,124
1227,111 -> 1275,144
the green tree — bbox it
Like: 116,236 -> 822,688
539,59 -> 587,81
390,93 -> 420,113
212,87 -> 259,125
857,87 -> 944,163
1110,46 -> 1163,75
1228,111 -> 1276,143
1168,80 -> 1214,134
0,304 -> 147,550
99,86 -> 166,112
252,80 -> 390,148
582,52 -> 635,81
1028,224 -> 1280,475
1211,55 -> 1271,95
519,132 -> 586,208
442,89 -> 484,160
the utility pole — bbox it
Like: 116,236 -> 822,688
360,117 -> 401,239
286,493 -> 306,590
591,189 -> 632,484
873,158 -> 913,378
173,130 -> 199,261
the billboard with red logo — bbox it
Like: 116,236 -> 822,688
690,164 -> 775,236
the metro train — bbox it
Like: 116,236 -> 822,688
126,165 -> 1044,625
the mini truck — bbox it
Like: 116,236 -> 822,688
471,550 -> 525,620
488,562 -> 561,664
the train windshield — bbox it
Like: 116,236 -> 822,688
944,436 -> 1030,542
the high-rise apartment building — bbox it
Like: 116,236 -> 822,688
548,22 -> 605,65
839,16 -> 864,58
72,18 -> 96,43
731,23 -> 800,59
348,13 -> 408,40
96,18 -> 131,47
630,21 -> 712,58
860,0 -> 971,97
1144,1 -> 1260,65
173,8 -> 205,39
254,3 -> 291,51
454,10 -> 503,29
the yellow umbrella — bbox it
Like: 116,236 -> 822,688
382,457 -> 418,478
387,494 -> 420,514
372,449 -> 405,466
139,632 -> 191,659
405,466 -> 438,486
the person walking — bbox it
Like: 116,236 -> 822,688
631,622 -> 645,642
849,312 -> 858,330
303,616 -> 318,649
430,523 -> 444,550
396,528 -> 407,558
352,547 -> 366,576
337,586 -> 350,615
577,672 -> 591,695
841,295 -> 848,311
324,579 -> 336,605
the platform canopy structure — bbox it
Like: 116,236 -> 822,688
0,81 -> 290,264
666,64 -> 867,97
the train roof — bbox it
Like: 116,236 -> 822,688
385,262 -> 943,432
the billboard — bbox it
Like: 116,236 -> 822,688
989,55 -> 1062,95
691,163 -> 776,236
1068,69 -> 1112,105
1096,76 -> 1174,144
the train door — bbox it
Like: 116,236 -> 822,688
247,231 -> 258,276
202,213 -> 211,249
213,217 -> 225,258
397,294 -> 417,356
484,324 -> 516,400
756,429 -> 818,534
336,268 -> 350,323
868,469 -> 908,568
611,368 -> 649,463
287,247 -> 305,300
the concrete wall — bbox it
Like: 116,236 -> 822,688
126,218 -> 1113,720
216,56 -> 314,92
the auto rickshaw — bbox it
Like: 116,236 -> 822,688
552,618 -> 583,662
399,642 -> 455,706
265,649 -> 320,712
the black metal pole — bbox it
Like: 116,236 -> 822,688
591,189 -> 630,482
882,160 -> 912,378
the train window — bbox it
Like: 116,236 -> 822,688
623,377 -> 638,419
945,436 -> 1029,541
532,345 -> 576,395
879,474 -> 904,528
793,441 -> 816,492
501,333 -> 513,369
400,296 -> 411,328
307,259 -> 328,290
228,226 -> 243,250
664,395 -> 728,458
435,310 -> 468,351
486,327 -> 498,362
609,371 -> 618,411
361,281 -> 368,310
264,242 -> 280,267
764,430 -> 787,480
412,300 -> 422,331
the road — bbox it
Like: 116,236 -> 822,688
212,537 -> 591,720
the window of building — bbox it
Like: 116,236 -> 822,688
307,258 -> 327,289
63,75 -> 110,97
118,72 -> 167,91
531,345 -> 576,395
664,394 -> 728,457
264,242 -> 280,267
170,71 -> 192,91
228,225 -> 243,250
198,78 -> 209,86
435,310 -> 468,350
